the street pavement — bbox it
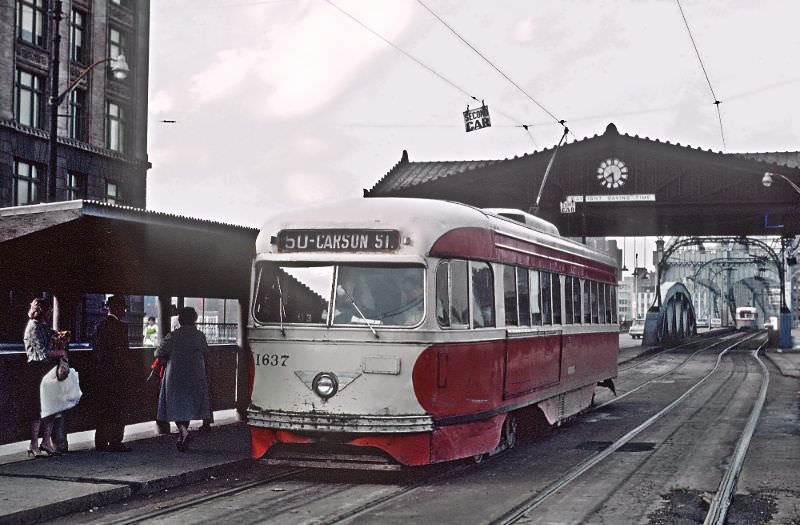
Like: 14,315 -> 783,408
0,331 -> 796,525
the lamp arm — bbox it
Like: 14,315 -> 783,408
776,173 -> 800,196
51,57 -> 114,106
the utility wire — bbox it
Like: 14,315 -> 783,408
325,0 -> 479,104
324,0 -> 540,143
675,0 -> 726,150
416,0 -> 573,141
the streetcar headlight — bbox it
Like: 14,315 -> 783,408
312,372 -> 339,400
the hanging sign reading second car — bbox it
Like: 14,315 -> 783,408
463,103 -> 491,132
560,200 -> 576,214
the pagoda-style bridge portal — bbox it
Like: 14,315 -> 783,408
367,123 -> 800,238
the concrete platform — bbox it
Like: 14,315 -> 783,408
0,415 -> 250,525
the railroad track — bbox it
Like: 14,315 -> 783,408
490,331 -> 769,525
597,331 -> 752,409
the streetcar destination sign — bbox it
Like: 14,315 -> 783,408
278,229 -> 400,252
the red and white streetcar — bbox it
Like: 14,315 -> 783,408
247,198 -> 618,469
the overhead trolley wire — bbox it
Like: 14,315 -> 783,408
415,0 -> 573,141
675,0 -> 726,150
323,0 -> 537,148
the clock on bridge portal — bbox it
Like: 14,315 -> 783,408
597,158 -> 628,189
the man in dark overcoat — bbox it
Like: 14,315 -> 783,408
93,295 -> 132,452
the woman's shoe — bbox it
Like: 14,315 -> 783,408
40,445 -> 61,456
27,448 -> 51,458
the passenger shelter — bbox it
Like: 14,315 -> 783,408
0,200 -> 258,444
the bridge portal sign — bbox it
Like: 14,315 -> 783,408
463,104 -> 491,132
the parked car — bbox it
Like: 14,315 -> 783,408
696,318 -> 708,328
764,316 -> 778,330
629,318 -> 645,339
709,317 -> 722,328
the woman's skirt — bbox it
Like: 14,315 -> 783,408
21,359 -> 56,421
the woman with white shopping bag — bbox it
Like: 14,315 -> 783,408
23,298 -> 68,458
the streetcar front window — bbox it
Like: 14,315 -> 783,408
333,265 -> 424,327
252,262 -> 424,327
253,263 -> 332,325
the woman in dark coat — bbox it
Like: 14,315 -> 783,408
155,307 -> 212,451
23,298 -> 66,457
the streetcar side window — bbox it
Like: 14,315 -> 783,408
436,260 -> 469,329
599,282 -> 606,324
451,261 -> 470,327
591,281 -> 600,323
572,277 -> 582,324
564,276 -> 574,325
471,261 -> 495,328
606,284 -> 615,324
541,272 -> 552,325
503,265 -> 518,326
530,269 -> 542,326
552,274 -> 562,325
583,279 -> 591,324
436,262 -> 450,326
517,267 -> 531,326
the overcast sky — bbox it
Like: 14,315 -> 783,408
145,0 -> 800,270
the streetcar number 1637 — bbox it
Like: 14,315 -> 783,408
255,354 -> 289,366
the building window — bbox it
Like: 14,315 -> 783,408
106,101 -> 125,152
16,0 -> 46,48
67,173 -> 85,200
14,69 -> 44,129
108,27 -> 126,60
13,160 -> 42,205
68,90 -> 86,141
105,181 -> 119,204
70,8 -> 88,64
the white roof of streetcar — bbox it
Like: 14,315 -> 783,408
255,197 -> 615,267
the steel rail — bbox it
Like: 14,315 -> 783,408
703,340 -> 770,525
108,467 -> 308,525
597,332 -> 750,409
491,331 -> 763,525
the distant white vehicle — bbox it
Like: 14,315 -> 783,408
696,318 -> 708,328
764,316 -> 778,330
735,306 -> 759,331
629,318 -> 645,339
709,317 -> 722,328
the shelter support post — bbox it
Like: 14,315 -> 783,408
157,295 -> 171,337
236,296 -> 250,419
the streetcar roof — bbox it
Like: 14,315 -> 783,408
255,197 -> 615,269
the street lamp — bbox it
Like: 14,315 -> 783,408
46,0 -> 130,202
762,171 -> 800,194
761,171 -> 799,347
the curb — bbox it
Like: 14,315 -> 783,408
0,485 -> 132,525
764,351 -> 800,379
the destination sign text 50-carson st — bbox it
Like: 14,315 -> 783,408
278,229 -> 400,252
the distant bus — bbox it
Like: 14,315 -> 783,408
735,307 -> 758,331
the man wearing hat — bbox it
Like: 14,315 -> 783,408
92,295 -> 132,452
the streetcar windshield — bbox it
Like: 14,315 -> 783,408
252,262 -> 424,327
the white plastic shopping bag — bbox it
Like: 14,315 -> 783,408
40,366 -> 83,419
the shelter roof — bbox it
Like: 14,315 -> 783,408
0,200 -> 258,298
